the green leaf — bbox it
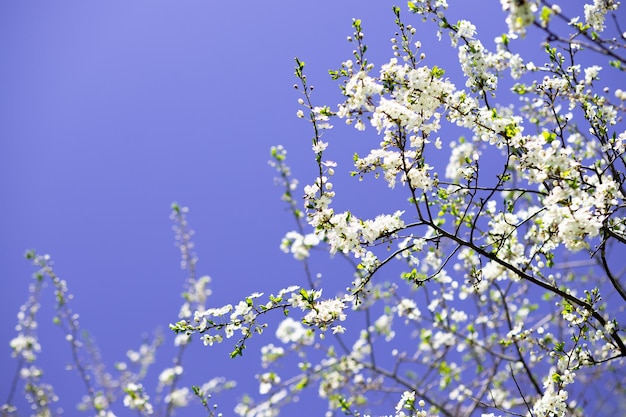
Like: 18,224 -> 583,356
295,376 -> 309,390
230,344 -> 245,358
542,131 -> 557,143
540,6 -> 552,25
430,65 -> 445,78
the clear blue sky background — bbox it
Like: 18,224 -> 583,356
2,2 -> 609,416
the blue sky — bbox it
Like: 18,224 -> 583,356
3,1 -> 613,416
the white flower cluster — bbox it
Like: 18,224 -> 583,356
531,366 -> 577,417
171,285 -> 355,359
373,60 -> 453,136
260,343 -> 285,368
164,387 -> 189,408
234,389 -> 287,417
179,275 -> 212,319
123,383 -> 153,415
158,365 -> 183,389
304,172 -> 405,263
514,131 -> 623,251
500,0 -> 539,35
275,317 -> 313,345
393,391 -> 433,417
337,63 -> 382,128
190,290 -> 269,346
458,39 -> 499,92
584,0 -> 619,31
335,58 -> 456,191
445,139 -> 478,182
407,0 -> 448,16
126,342 -> 157,369
9,334 -> 41,363
302,296 -> 350,331
280,231 -> 320,260
93,394 -> 115,417
258,371 -> 281,395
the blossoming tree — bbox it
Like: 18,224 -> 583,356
4,1 -> 626,416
